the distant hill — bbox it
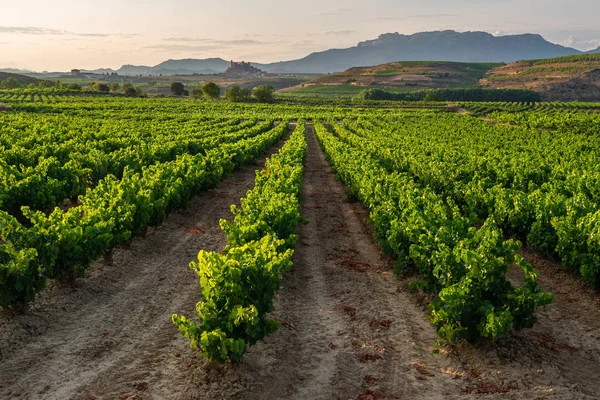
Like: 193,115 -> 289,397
113,58 -> 231,76
301,61 -> 502,90
3,30 -> 598,76
134,31 -> 586,75
481,53 -> 600,101
0,72 -> 40,86
255,30 -> 582,73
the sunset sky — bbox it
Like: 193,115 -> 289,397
1,0 -> 599,71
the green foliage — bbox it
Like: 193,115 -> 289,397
0,78 -> 23,89
170,82 -> 185,96
91,82 -> 110,93
314,119 -> 554,343
225,85 -> 251,102
423,91 -> 440,102
190,87 -> 203,99
202,82 -> 221,99
173,121 -> 306,362
253,85 -> 274,103
0,114 -> 289,308
355,87 -> 542,102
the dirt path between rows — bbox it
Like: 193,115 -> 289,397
190,123 -> 599,400
2,122 -> 600,400
232,123 -> 463,399
0,127 -> 291,400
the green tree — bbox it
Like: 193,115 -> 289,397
92,82 -> 110,92
109,82 -> 120,93
423,91 -> 440,102
202,82 -> 220,99
38,80 -> 52,88
123,82 -> 134,92
67,83 -> 81,91
239,87 -> 252,101
253,85 -> 274,103
225,85 -> 242,102
124,86 -> 137,96
170,82 -> 185,96
190,87 -> 203,99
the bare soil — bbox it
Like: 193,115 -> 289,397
0,129 -> 291,400
1,123 -> 600,399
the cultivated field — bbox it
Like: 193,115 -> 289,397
1,96 -> 600,399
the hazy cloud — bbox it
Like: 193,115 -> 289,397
146,43 -> 221,52
315,8 -> 357,16
376,13 -> 458,21
561,35 -> 600,51
0,26 -> 136,38
323,30 -> 357,36
162,37 -> 267,45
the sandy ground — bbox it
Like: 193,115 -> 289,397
0,128 -> 290,400
1,123 -> 600,400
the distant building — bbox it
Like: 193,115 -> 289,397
230,60 -> 252,69
224,61 -> 266,78
71,69 -> 82,77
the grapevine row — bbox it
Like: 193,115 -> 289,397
0,121 -> 289,308
173,121 -> 307,361
314,121 -> 552,343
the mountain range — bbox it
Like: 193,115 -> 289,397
3,30 -> 600,76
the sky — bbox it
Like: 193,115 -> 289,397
1,0 -> 599,71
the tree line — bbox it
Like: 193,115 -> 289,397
171,82 -> 275,103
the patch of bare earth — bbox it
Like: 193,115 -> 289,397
2,122 -> 600,400
223,123 -> 463,399
0,127 -> 292,400
209,124 -> 599,399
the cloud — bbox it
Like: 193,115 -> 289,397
0,26 -> 136,38
323,30 -> 356,36
376,13 -> 458,21
560,35 -> 600,51
162,37 -> 267,45
146,43 -> 222,52
315,8 -> 357,16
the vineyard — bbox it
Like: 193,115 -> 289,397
1,97 -> 600,399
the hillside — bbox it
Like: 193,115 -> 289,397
0,72 -> 40,86
481,54 -> 600,101
6,30 -> 594,77
301,61 -> 502,90
257,30 -> 582,73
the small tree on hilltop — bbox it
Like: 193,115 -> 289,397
202,82 -> 220,99
190,87 -> 203,100
170,82 -> 185,96
253,85 -> 274,103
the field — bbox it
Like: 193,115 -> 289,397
1,96 -> 600,399
481,54 -> 600,101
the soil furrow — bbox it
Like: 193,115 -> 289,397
0,128 -> 292,400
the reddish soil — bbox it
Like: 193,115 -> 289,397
1,123 -> 599,399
